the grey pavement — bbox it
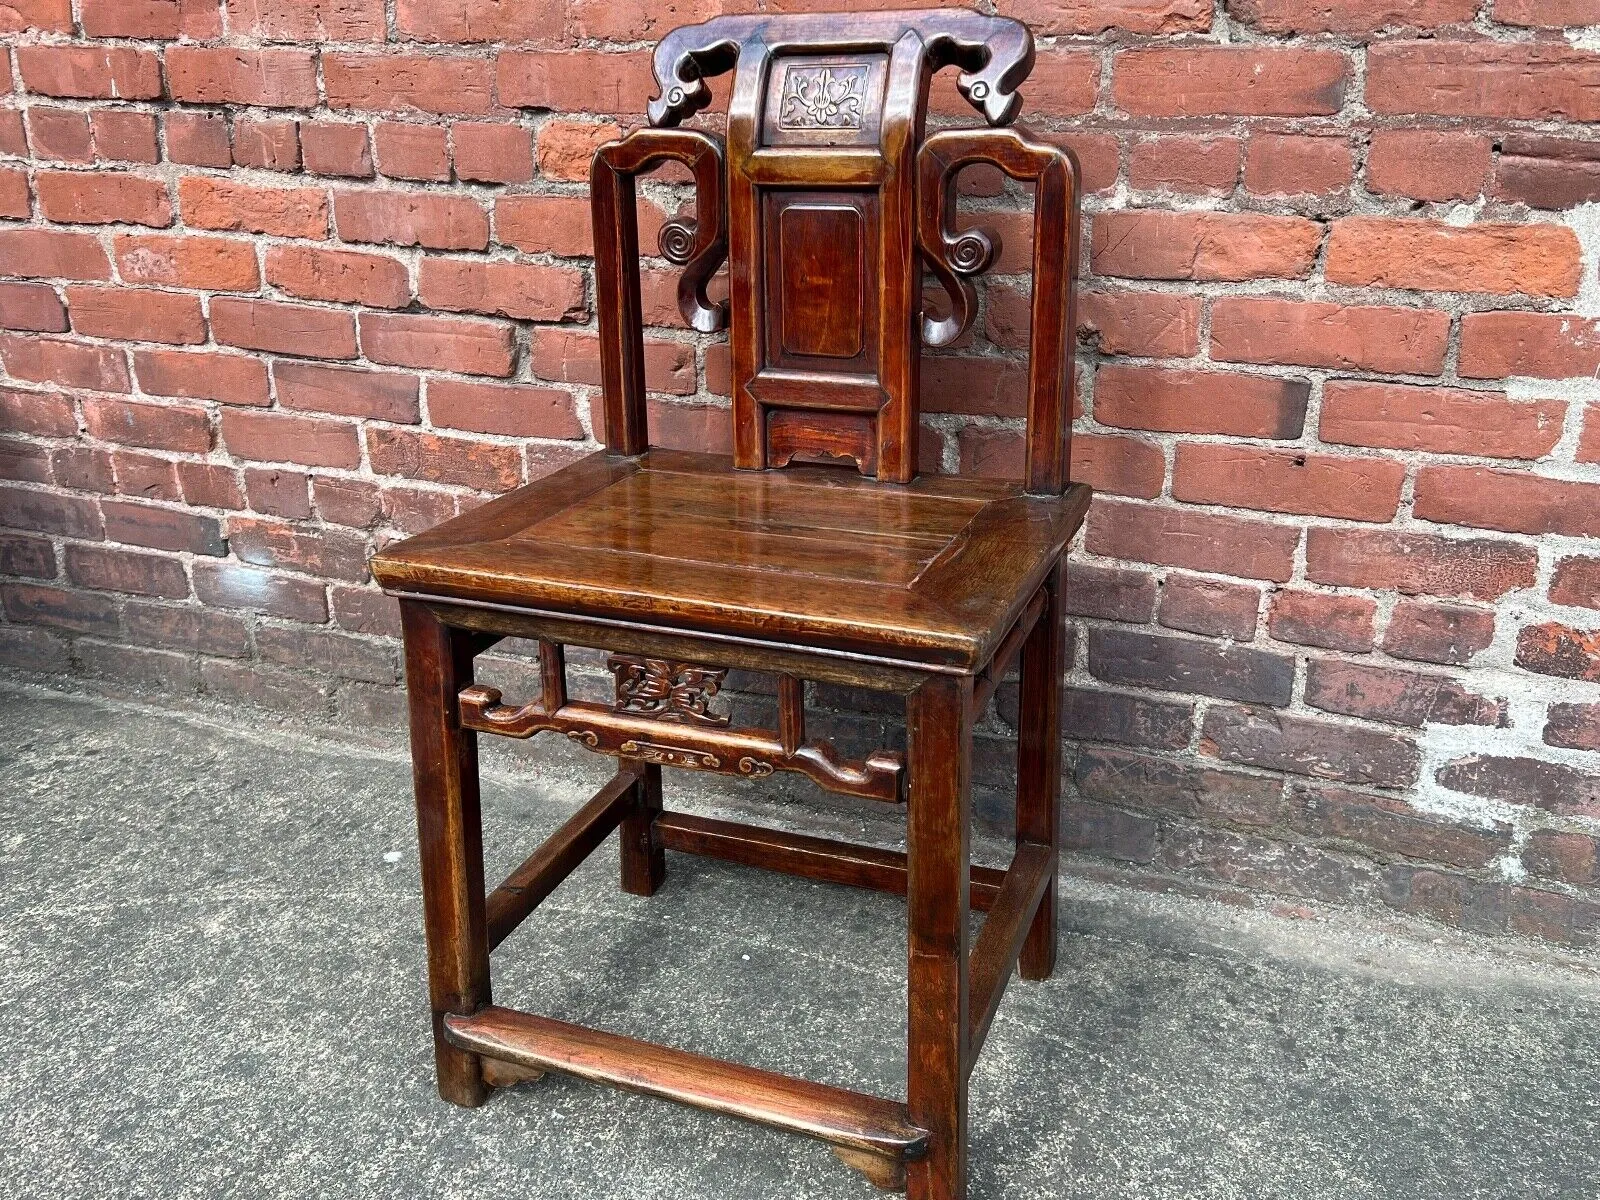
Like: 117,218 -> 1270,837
2,680 -> 1598,1200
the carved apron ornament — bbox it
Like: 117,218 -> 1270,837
607,654 -> 731,726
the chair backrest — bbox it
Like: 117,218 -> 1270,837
591,9 -> 1080,495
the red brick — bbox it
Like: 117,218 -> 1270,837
0,167 -> 27,218
532,328 -> 694,395
193,559 -> 328,621
1290,783 -> 1509,870
1495,0 -> 1600,24
1095,365 -> 1307,438
0,384 -> 75,435
16,46 -> 163,100
0,531 -> 55,579
360,312 -> 515,377
1516,622 -> 1600,683
1232,0 -> 1477,31
0,229 -> 110,282
1,582 -> 119,635
1091,211 -> 1321,282
1306,528 -> 1538,601
245,466 -> 311,519
0,282 -> 68,333
495,195 -> 596,256
90,110 -> 159,164
497,49 -> 656,114
37,170 -> 170,227
114,234 -> 259,293
226,0 -> 388,40
330,584 -> 400,636
1113,47 -> 1346,117
1524,828 -> 1599,884
135,349 -> 270,407
1320,381 -> 1565,460
1384,601 -> 1496,666
266,245 -> 411,309
0,0 -> 72,32
179,177 -> 329,240
1211,297 -> 1450,375
0,110 -> 24,157
167,47 -> 319,108
232,117 -> 300,171
1415,466 -> 1600,539
0,333 -> 129,392
221,409 -> 361,469
323,53 -> 494,117
1243,134 -> 1353,199
102,498 -> 226,555
275,361 -> 420,423
0,438 -> 51,483
334,189 -> 489,251
164,111 -> 232,168
1065,563 -> 1158,623
1325,218 -> 1581,298
418,257 -> 584,323
0,483 -> 104,538
1159,575 -> 1261,640
210,298 -> 358,360
397,0 -> 566,43
1551,556 -> 1600,610
1545,703 -> 1600,753
997,0 -> 1213,33
66,543 -> 189,599
1173,444 -> 1404,523
220,514 -> 359,581
1090,627 -> 1293,705
177,461 -> 244,509
427,379 -> 583,439
561,0 -> 723,41
1437,754 -> 1600,817
79,0 -> 185,36
1458,312 -> 1600,380
314,476 -> 382,528
301,122 -> 374,178
536,120 -> 622,183
51,445 -> 116,493
374,122 -> 451,181
1497,138 -> 1600,210
1203,704 -> 1420,788
83,396 -> 210,453
453,122 -> 534,183
122,600 -> 249,659
1269,590 -> 1377,653
1127,135 -> 1240,195
366,426 -> 522,491
946,50 -> 1097,119
1086,498 -> 1300,582
1366,131 -> 1491,203
635,399 -> 732,455
110,449 -> 180,500
1072,290 -> 1201,359
1037,132 -> 1120,195
958,428 -> 1162,497
1367,41 -> 1600,121
28,107 -> 92,162
922,355 -> 1032,418
66,285 -> 206,346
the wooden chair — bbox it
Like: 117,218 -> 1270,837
371,10 -> 1087,1198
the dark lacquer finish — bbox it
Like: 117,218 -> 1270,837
375,11 -> 1087,1199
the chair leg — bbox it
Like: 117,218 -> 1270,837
619,762 -> 666,896
1017,561 -> 1064,982
905,674 -> 972,1200
401,600 -> 492,1108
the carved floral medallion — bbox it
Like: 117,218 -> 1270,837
778,64 -> 868,131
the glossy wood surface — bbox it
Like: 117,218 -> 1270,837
372,450 -> 1089,670
443,1005 -> 930,1159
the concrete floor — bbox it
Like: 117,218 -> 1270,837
2,680 -> 1598,1200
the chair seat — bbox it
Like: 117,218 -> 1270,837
371,449 -> 1089,670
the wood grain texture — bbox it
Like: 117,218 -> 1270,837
443,1005 -> 930,1159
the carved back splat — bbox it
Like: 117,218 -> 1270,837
593,9 -> 1078,493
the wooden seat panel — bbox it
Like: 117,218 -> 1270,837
371,449 -> 1088,669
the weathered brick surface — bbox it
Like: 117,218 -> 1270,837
0,4 -> 1595,946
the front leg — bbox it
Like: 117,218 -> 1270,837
906,674 -> 973,1200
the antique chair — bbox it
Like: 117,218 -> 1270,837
370,10 -> 1087,1198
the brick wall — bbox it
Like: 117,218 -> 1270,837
2,0 -> 1598,946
